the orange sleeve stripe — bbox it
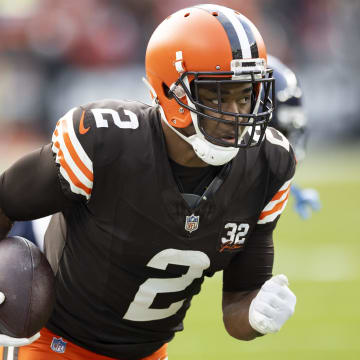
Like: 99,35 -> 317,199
58,149 -> 91,195
259,191 -> 290,220
61,120 -> 94,182
272,184 -> 290,201
54,129 -> 58,137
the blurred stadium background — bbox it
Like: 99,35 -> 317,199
0,0 -> 359,358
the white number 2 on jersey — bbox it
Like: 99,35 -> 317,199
265,128 -> 290,151
123,249 -> 210,321
91,108 -> 139,129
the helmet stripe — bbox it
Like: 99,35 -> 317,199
215,11 -> 242,59
236,14 -> 259,58
196,4 -> 251,59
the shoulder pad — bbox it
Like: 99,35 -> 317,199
51,100 -> 155,201
52,107 -> 94,200
263,127 -> 296,181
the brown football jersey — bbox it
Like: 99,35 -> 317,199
0,99 -> 295,359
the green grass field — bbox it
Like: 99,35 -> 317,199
169,143 -> 360,360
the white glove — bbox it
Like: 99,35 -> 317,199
249,274 -> 296,334
0,291 -> 40,347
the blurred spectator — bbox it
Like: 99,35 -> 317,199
0,0 -> 359,144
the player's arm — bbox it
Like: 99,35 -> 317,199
0,105 -> 92,346
0,144 -> 76,346
222,228 -> 296,340
222,169 -> 297,340
0,144 -> 75,240
222,288 -> 260,340
0,104 -> 97,239
222,226 -> 274,340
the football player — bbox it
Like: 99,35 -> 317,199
0,5 -> 297,360
267,55 -> 321,219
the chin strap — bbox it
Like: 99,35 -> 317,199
186,136 -> 239,166
143,58 -> 240,166
172,52 -> 239,166
156,109 -> 239,166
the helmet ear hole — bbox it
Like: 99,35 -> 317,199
162,83 -> 173,99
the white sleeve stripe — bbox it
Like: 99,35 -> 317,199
279,178 -> 292,191
63,108 -> 93,173
211,5 -> 252,58
257,199 -> 289,224
222,9 -> 251,58
58,164 -> 91,199
261,177 -> 293,212
257,176 -> 294,224
51,142 -> 91,199
54,121 -> 93,189
261,187 -> 290,212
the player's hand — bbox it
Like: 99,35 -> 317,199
248,275 -> 296,334
291,185 -> 321,220
0,291 -> 40,347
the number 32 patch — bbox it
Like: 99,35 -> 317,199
218,221 -> 251,252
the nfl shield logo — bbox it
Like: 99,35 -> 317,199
185,214 -> 199,233
50,337 -> 67,353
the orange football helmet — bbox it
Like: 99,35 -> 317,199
145,4 -> 274,165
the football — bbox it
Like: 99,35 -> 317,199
0,236 -> 55,338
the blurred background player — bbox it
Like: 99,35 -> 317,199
267,55 -> 321,220
8,216 -> 50,250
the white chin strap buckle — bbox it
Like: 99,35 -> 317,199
189,136 -> 239,166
